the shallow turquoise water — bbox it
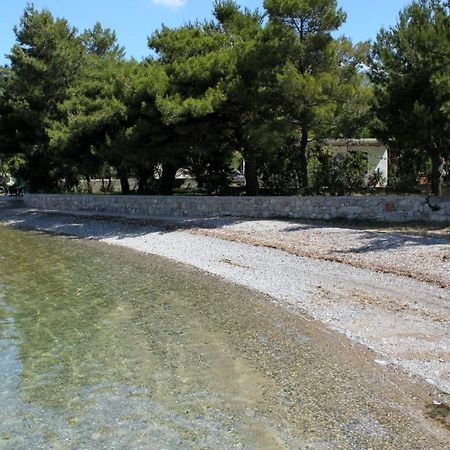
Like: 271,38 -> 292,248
0,224 -> 447,449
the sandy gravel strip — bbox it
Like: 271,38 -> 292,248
2,207 -> 450,398
178,218 -> 450,289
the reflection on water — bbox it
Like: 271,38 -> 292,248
0,225 -> 447,449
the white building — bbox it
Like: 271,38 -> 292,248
325,138 -> 389,186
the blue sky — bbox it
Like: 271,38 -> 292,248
1,0 -> 411,65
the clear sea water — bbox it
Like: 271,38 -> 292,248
0,225 -> 446,449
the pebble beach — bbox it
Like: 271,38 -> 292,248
1,204 -> 449,399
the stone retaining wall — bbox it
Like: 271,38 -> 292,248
22,194 -> 450,222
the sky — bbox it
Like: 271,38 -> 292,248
1,0 -> 412,65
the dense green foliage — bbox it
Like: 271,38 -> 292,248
1,5 -> 84,191
370,0 -> 450,195
0,1 -> 448,195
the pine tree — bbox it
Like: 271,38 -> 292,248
81,22 -> 125,59
149,19 -> 236,194
213,0 -> 269,195
2,4 -> 84,191
263,0 -> 347,190
370,0 -> 450,195
50,28 -> 166,194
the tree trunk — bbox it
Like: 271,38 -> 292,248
117,168 -> 130,195
245,158 -> 259,196
431,150 -> 443,196
85,175 -> 92,194
159,162 -> 177,195
299,128 -> 309,191
137,168 -> 151,195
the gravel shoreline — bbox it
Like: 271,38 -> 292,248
186,218 -> 450,289
1,206 -> 450,398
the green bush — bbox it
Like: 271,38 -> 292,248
308,145 -> 368,195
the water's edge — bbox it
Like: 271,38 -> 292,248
0,218 -> 449,448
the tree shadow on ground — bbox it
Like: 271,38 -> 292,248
281,217 -> 450,239
0,208 -> 250,241
1,208 -> 449,255
281,221 -> 450,253
329,231 -> 449,254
